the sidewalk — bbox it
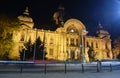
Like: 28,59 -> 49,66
0,70 -> 120,78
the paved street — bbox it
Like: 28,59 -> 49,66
0,70 -> 120,78
0,60 -> 120,78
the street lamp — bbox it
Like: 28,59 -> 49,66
42,31 -> 46,60
23,28 -> 28,61
33,28 -> 37,61
81,29 -> 87,63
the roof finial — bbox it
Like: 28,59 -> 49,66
58,4 -> 65,10
23,6 -> 29,15
98,22 -> 103,29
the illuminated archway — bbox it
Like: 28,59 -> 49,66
64,18 -> 86,35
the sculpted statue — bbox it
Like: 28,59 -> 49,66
53,5 -> 65,25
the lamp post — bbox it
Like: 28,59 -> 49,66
33,28 -> 37,61
43,31 -> 46,61
43,46 -> 45,60
23,28 -> 28,61
81,29 -> 87,63
112,48 -> 114,59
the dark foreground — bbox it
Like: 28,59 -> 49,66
0,60 -> 120,78
0,70 -> 120,78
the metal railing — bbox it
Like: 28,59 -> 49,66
0,61 -> 120,74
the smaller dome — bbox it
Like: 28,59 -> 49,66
96,23 -> 110,39
97,29 -> 109,35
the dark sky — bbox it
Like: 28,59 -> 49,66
0,0 -> 120,40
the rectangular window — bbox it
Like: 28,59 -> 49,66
49,48 -> 53,56
96,43 -> 98,48
105,43 -> 108,49
76,39 -> 78,46
87,42 -> 89,47
70,38 -> 74,46
50,38 -> 53,44
66,38 -> 68,46
91,42 -> 93,48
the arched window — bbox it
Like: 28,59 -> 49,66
20,33 -> 25,41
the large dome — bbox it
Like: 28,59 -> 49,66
18,7 -> 34,28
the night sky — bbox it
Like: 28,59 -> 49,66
0,0 -> 120,40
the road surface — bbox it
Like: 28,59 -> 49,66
0,70 -> 120,78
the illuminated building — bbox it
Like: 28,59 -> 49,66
11,7 -> 112,62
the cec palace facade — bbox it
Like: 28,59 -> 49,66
10,6 -> 112,62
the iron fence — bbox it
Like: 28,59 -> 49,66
0,61 -> 120,74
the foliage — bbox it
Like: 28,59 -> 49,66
19,37 -> 47,60
35,37 -> 46,60
20,39 -> 33,60
113,37 -> 120,59
0,14 -> 20,60
114,37 -> 120,48
117,54 -> 120,59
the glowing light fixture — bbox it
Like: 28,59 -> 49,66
70,29 -> 74,33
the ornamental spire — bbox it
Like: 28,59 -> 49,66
23,7 -> 29,16
98,22 -> 103,29
53,4 -> 65,26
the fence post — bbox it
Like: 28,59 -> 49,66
82,64 -> 84,73
65,63 -> 67,74
109,64 -> 112,72
97,63 -> 99,72
44,63 -> 47,74
97,60 -> 102,72
20,64 -> 23,73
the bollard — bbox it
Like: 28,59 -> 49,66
109,64 -> 112,72
65,63 -> 67,74
44,63 -> 47,74
82,64 -> 84,73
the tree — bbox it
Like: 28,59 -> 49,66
19,49 -> 25,61
24,39 -> 33,59
113,37 -> 120,59
33,37 -> 47,60
0,14 -> 20,60
19,37 -> 47,60
19,38 -> 33,60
